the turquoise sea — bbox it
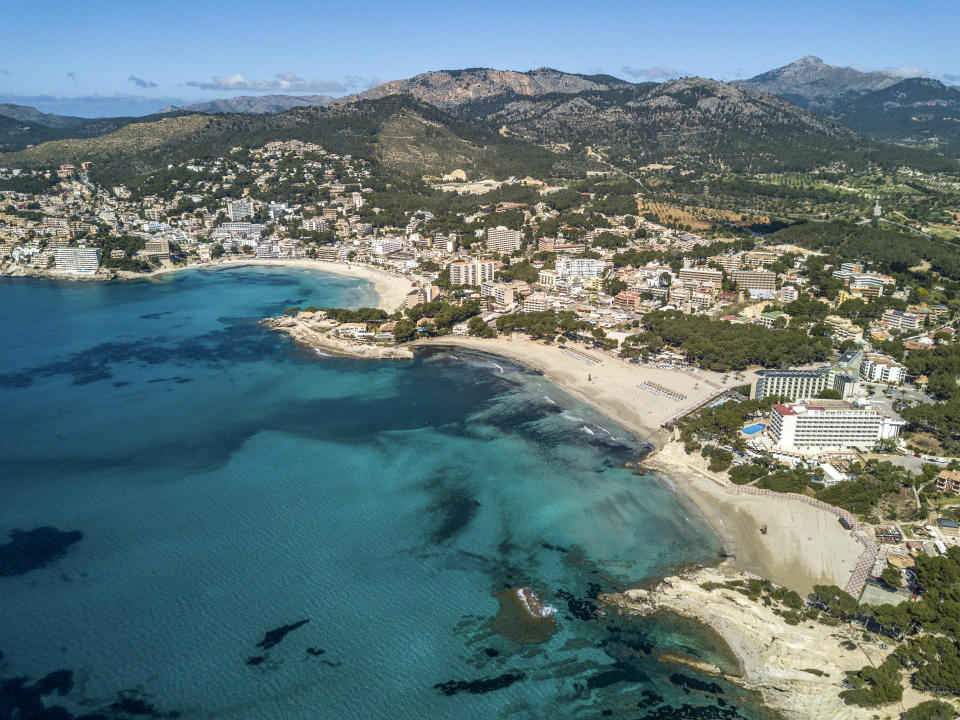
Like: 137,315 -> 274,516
0,267 -> 771,719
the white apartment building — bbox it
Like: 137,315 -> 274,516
769,399 -> 904,450
556,256 -> 606,280
482,281 -> 516,306
226,199 -> 254,222
523,294 -> 548,312
882,309 -> 922,331
485,226 -> 523,254
860,353 -> 906,384
371,237 -> 404,255
538,269 -> 558,287
54,247 -> 102,273
449,259 -> 494,286
302,218 -> 327,232
779,285 -> 799,303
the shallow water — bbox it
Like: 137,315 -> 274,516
0,267 -> 771,718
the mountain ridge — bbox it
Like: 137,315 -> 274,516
735,55 -> 903,108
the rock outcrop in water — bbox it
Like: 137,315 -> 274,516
0,527 -> 82,576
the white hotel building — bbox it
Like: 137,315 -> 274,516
769,400 -> 904,451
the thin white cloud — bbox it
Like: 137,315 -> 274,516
127,75 -> 158,89
185,72 -> 367,92
882,65 -> 931,78
621,65 -> 682,81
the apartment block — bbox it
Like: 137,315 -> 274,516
226,199 -> 254,222
523,294 -> 548,312
678,267 -> 723,288
144,238 -> 171,260
556,256 -> 606,280
936,470 -> 960,496
709,255 -> 742,272
449,259 -> 495,286
860,353 -> 905,384
779,285 -> 799,303
486,226 -> 523,254
731,270 -> 776,292
755,351 -> 863,401
53,247 -> 102,273
882,309 -> 922,331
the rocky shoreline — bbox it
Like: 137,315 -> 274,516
603,565 -> 935,720
263,314 -> 414,359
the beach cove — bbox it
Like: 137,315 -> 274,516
0,266 -> 777,719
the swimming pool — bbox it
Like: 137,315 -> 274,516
741,423 -> 766,435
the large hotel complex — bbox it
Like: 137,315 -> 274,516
769,400 -> 904,450
754,350 -> 864,402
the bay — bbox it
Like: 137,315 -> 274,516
0,267 -> 769,719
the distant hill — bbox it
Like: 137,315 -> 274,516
735,56 -> 901,108
160,94 -> 335,115
0,105 -> 189,154
0,96 -> 576,184
3,64 -> 956,180
829,78 -> 960,146
0,103 -> 88,128
339,69 -> 884,172
343,67 -> 636,115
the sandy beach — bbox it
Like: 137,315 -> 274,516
4,258 -> 416,312
413,334 -> 747,446
648,441 -> 863,594
412,334 -> 865,595
138,258 -> 415,312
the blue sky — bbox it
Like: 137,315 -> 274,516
1,0 -> 957,116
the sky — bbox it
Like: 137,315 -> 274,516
1,0 -> 958,117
